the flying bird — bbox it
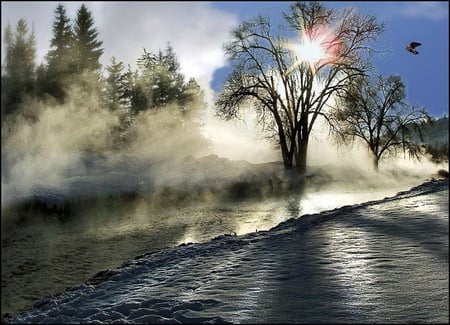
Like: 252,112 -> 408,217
406,42 -> 421,55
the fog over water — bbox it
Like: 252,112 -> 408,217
1,79 -> 444,208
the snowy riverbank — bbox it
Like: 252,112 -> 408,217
3,178 -> 448,324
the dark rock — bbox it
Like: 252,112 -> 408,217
437,169 -> 449,178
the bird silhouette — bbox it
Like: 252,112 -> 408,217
406,42 -> 421,55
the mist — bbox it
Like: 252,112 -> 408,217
2,86 -> 118,205
1,83 -> 209,208
307,117 -> 447,190
1,77 -> 446,230
0,79 -> 279,223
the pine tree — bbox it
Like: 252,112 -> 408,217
103,58 -> 137,147
47,4 -> 74,73
73,4 -> 104,73
44,4 -> 75,100
104,57 -> 128,111
1,19 -> 37,116
136,44 -> 199,109
179,77 -> 202,112
123,65 -> 148,114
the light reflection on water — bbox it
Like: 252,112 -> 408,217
321,226 -> 378,305
0,186 -> 412,315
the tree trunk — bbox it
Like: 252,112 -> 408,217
281,142 -> 294,169
275,112 -> 294,169
295,136 -> 308,174
371,151 -> 379,172
294,116 -> 309,175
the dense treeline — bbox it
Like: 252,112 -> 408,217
1,3 -> 203,150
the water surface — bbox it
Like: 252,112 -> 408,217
0,181 -> 430,315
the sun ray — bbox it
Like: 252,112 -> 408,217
285,24 -> 341,76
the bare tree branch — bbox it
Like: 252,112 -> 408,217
216,1 -> 385,173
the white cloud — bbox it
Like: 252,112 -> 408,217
396,2 -> 448,21
2,2 -> 238,91
92,2 -> 237,90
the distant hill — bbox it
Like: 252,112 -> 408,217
419,115 -> 449,162
421,116 -> 449,143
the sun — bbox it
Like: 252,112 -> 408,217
293,37 -> 326,66
285,24 -> 341,75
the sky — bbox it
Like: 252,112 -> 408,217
1,1 -> 448,119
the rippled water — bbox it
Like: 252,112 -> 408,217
0,183 -> 433,316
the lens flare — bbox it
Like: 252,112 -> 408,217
293,38 -> 325,66
286,24 -> 341,75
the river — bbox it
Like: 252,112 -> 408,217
1,178 -> 425,316
2,178 -> 447,324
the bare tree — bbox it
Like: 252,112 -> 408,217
215,1 -> 384,173
331,73 -> 430,171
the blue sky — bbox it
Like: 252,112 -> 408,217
211,1 -> 449,118
1,1 -> 448,117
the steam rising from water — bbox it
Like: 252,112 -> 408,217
1,80 -> 445,218
1,83 -> 211,208
307,120 -> 446,181
2,87 -> 118,205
